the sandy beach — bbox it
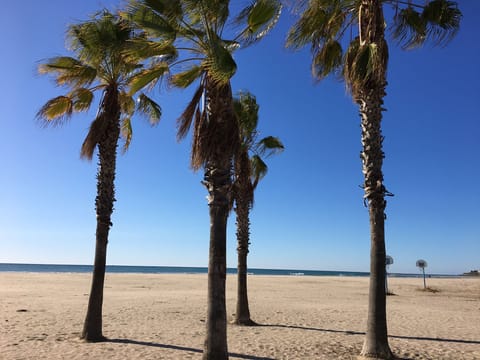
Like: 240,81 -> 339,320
1,273 -> 479,359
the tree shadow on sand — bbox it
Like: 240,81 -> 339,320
107,338 -> 275,360
259,323 -> 480,345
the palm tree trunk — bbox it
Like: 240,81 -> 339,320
234,193 -> 254,325
358,1 -> 393,358
202,162 -> 230,360
201,79 -> 237,360
358,80 -> 393,360
233,151 -> 255,326
81,85 -> 120,342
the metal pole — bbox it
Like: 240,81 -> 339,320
422,268 -> 426,289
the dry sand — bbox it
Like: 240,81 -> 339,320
1,273 -> 479,359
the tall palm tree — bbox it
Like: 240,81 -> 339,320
287,0 -> 461,358
232,91 -> 283,326
37,10 -> 161,342
124,1 -> 282,358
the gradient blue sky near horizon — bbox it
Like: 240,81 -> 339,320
1,1 -> 478,275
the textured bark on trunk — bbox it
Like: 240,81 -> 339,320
81,85 -> 120,342
202,79 -> 236,360
358,89 -> 393,358
358,1 -> 393,358
203,163 -> 230,360
233,151 -> 255,326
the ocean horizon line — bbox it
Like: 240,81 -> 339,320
0,262 -> 460,278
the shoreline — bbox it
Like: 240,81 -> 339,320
0,263 -> 467,278
1,273 -> 479,359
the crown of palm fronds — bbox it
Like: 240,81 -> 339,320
233,91 -> 284,193
125,0 -> 283,170
287,0 -> 461,91
37,10 -> 162,159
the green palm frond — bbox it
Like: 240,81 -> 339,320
143,0 -> 183,17
136,93 -> 162,124
68,10 -> 132,66
121,117 -> 133,153
236,0 -> 283,46
256,136 -> 284,158
124,1 -> 178,40
38,57 -> 97,87
184,0 -> 229,30
170,65 -> 203,88
36,96 -> 74,126
287,2 -> 328,49
344,37 -> 388,95
177,83 -> 204,140
233,90 -> 283,191
234,92 -> 259,136
287,0 -> 460,88
391,6 -> 426,49
286,0 -> 347,51
312,39 -> 343,80
392,0 -> 461,49
69,88 -> 94,112
124,37 -> 177,62
203,36 -> 237,84
38,10 -> 164,159
126,0 -> 282,172
119,91 -> 135,116
250,154 -> 268,189
128,62 -> 170,94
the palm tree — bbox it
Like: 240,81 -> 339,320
37,10 -> 161,342
287,1 -> 461,358
232,91 -> 283,326
124,1 -> 282,358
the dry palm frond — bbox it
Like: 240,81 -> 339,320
80,113 -> 109,160
176,83 -> 204,141
36,96 -> 74,127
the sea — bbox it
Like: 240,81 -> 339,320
0,263 -> 459,278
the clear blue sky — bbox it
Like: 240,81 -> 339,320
1,1 -> 478,275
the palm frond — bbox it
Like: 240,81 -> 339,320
177,83 -> 204,140
343,37 -> 388,95
312,39 -> 343,80
256,136 -> 284,157
250,154 -> 268,189
67,11 -> 133,69
234,91 -> 259,136
80,113 -> 109,160
236,0 -> 282,46
121,116 -> 133,153
188,78 -> 239,171
69,88 -> 94,112
391,0 -> 461,49
203,35 -> 237,85
143,0 -> 183,17
136,93 -> 162,124
184,0 -> 229,31
391,6 -> 427,49
128,62 -> 170,94
233,89 -> 283,190
286,0 -> 347,51
71,11 -> 129,49
170,65 -> 203,88
38,56 -> 97,88
421,0 -> 461,46
124,1 -> 178,40
119,91 -> 135,116
36,96 -> 74,126
124,37 -> 178,62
